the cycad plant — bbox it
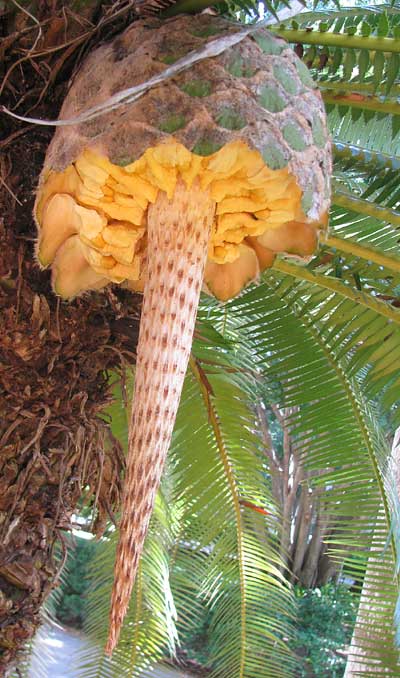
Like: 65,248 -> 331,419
1,0 -> 400,676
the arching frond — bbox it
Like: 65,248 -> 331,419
214,277 -> 400,672
171,355 -> 296,678
272,4 -> 400,145
266,268 -> 400,424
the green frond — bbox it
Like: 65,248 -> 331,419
332,144 -> 400,233
329,106 -> 400,144
214,280 -> 400,672
271,4 -> 400,126
334,141 -> 400,171
319,205 -> 400,306
319,80 -> 400,97
77,497 -> 178,677
169,348 -> 296,677
324,92 -> 398,117
262,268 -> 400,423
68,265 -> 400,674
290,5 -> 400,25
74,355 -> 296,678
319,58 -> 400,100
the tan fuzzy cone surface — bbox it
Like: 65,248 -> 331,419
35,12 -> 331,654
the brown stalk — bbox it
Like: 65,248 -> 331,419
106,178 -> 216,654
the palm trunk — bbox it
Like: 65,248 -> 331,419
0,208 -> 134,674
0,111 -> 138,678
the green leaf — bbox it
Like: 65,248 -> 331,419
343,49 -> 356,81
393,115 -> 400,139
330,47 -> 343,74
377,12 -> 390,38
361,21 -> 372,37
358,49 -> 370,81
373,51 -> 386,92
385,53 -> 400,97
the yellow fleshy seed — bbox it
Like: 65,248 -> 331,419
110,259 -> 141,281
114,193 -> 143,208
75,154 -> 109,185
74,204 -> 107,240
38,139 -> 312,290
97,202 -> 144,224
102,224 -> 144,249
115,175 -> 157,204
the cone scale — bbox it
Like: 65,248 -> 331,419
105,179 -> 215,655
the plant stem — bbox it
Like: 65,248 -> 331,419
324,234 -> 400,272
190,355 -> 247,678
323,92 -> 400,116
318,80 -> 400,97
106,179 -> 215,655
333,141 -> 400,172
270,28 -> 400,54
272,259 -> 400,324
333,190 -> 400,227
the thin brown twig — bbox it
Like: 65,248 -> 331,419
0,18 -> 52,53
51,532 -> 69,589
0,0 -> 44,98
11,0 -> 136,59
9,85 -> 42,113
55,297 -> 62,342
0,172 -> 22,206
90,440 -> 105,532
65,5 -> 95,31
0,0 -> 136,117
26,41 -> 79,114
0,418 -> 23,448
10,0 -> 43,52
0,407 -> 52,537
15,244 -> 24,322
0,52 -> 38,98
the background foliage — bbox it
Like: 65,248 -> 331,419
292,585 -> 356,678
55,537 -> 98,629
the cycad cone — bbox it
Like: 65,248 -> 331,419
35,13 -> 331,654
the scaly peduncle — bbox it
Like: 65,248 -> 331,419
106,178 -> 216,655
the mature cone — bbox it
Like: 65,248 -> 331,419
35,13 -> 331,653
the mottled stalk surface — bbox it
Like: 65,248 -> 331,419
106,179 -> 215,654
